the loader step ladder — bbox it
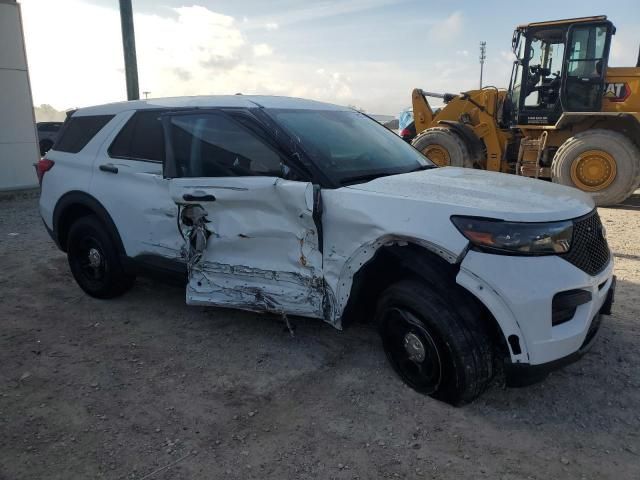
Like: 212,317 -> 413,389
516,131 -> 549,178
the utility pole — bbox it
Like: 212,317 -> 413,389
479,41 -> 486,89
479,41 -> 486,88
143,91 -> 151,99
119,0 -> 139,100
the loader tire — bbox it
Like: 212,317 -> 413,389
411,127 -> 474,168
551,129 -> 640,206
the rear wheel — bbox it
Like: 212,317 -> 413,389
551,129 -> 640,206
411,127 -> 474,168
67,215 -> 135,299
375,280 -> 494,405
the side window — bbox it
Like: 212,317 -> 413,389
109,110 -> 165,162
53,115 -> 114,153
37,123 -> 62,132
567,25 -> 608,78
168,113 -> 283,178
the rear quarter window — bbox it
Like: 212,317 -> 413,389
37,123 -> 63,132
108,110 -> 165,162
53,115 -> 114,153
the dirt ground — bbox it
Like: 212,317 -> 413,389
1,193 -> 639,480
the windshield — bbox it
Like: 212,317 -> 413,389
268,109 -> 433,185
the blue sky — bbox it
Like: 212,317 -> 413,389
20,0 -> 640,114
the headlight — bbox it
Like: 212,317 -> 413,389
451,216 -> 573,255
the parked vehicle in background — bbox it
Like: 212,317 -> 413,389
410,15 -> 640,206
36,121 -> 63,156
38,95 -> 615,405
398,109 -> 416,142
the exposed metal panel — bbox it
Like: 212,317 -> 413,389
0,0 -> 39,190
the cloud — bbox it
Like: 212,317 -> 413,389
18,0 -> 513,115
249,0 -> 402,29
456,50 -> 469,57
264,22 -> 279,31
252,44 -> 273,57
610,29 -> 640,67
428,11 -> 463,42
19,1 -> 363,110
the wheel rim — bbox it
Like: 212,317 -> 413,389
422,145 -> 450,167
76,236 -> 107,285
381,307 -> 442,393
570,149 -> 617,191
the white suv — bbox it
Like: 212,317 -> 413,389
38,95 -> 615,405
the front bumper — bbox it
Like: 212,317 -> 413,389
456,250 -> 615,367
504,275 -> 615,386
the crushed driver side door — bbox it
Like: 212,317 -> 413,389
164,110 -> 325,318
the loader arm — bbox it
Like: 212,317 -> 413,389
412,87 -> 511,172
412,88 -> 435,132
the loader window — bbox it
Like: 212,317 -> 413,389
566,25 -> 608,78
564,23 -> 610,111
523,31 -> 564,110
511,26 -> 566,124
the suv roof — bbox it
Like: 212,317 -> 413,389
74,95 -> 349,117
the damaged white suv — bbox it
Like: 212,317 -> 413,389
38,96 -> 615,405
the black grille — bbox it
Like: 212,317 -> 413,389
561,211 -> 610,276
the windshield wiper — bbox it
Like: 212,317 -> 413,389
340,164 -> 435,185
340,172 -> 391,186
409,164 -> 437,172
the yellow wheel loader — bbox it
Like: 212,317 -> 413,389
411,16 -> 640,206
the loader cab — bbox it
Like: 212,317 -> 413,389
507,16 -> 614,127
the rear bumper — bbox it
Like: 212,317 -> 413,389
504,275 -> 615,387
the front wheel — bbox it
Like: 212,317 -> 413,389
67,215 -> 135,299
411,127 -> 475,168
551,129 -> 640,206
375,280 -> 494,405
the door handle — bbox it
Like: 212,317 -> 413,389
183,193 -> 216,202
99,164 -> 118,174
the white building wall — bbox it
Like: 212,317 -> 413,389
0,0 -> 39,191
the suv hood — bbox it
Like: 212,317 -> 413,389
346,167 -> 594,222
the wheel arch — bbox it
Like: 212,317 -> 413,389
455,267 -> 529,363
338,240 -> 510,359
437,120 -> 486,166
555,112 -> 640,149
53,191 -> 126,256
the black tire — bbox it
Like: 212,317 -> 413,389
551,129 -> 640,206
375,280 -> 493,405
66,215 -> 135,299
411,127 -> 474,168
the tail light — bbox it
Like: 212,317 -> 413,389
36,157 -> 55,186
400,128 -> 413,138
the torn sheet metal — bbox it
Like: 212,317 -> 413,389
169,172 -> 475,329
170,177 -> 325,319
172,168 -> 587,330
180,205 -> 210,275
